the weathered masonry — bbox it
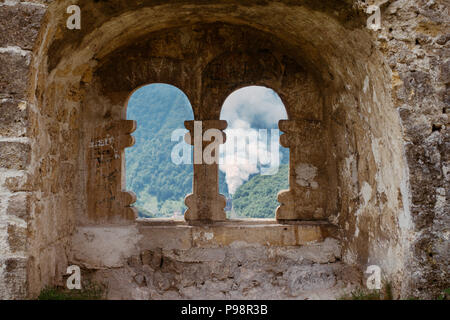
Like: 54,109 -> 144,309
0,0 -> 448,299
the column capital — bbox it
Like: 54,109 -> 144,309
276,119 -> 327,221
184,120 -> 227,131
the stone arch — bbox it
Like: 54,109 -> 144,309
200,38 -> 321,121
124,83 -> 195,116
10,0 -> 427,298
219,83 -> 292,120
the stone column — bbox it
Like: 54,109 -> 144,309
184,120 -> 227,222
276,120 -> 327,220
87,120 -> 138,222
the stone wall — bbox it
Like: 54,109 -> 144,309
0,0 -> 46,299
376,0 -> 449,298
1,0 -> 82,298
0,0 -> 448,299
71,221 -> 360,300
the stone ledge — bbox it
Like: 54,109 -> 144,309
138,219 -> 338,250
137,217 -> 333,226
70,222 -> 339,270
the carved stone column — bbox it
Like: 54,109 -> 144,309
87,120 -> 137,222
184,120 -> 227,222
276,119 -> 327,221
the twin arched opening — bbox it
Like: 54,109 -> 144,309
24,2 -> 416,296
126,84 -> 289,220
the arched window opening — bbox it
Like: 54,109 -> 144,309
219,86 -> 289,219
126,84 -> 194,219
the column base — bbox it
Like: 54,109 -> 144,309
184,193 -> 227,221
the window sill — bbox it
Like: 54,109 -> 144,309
137,218 -> 337,250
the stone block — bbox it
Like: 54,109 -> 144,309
7,192 -> 31,220
71,225 -> 141,269
0,3 -> 46,50
138,225 -> 192,250
141,249 -> 162,269
7,223 -> 27,253
4,173 -> 33,192
0,99 -> 28,137
0,51 -> 30,99
0,256 -> 28,299
0,141 -> 31,170
286,265 -> 337,296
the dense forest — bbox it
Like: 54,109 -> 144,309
126,84 -> 288,218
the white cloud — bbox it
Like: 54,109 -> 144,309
219,86 -> 287,195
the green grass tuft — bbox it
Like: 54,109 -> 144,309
38,281 -> 107,300
339,282 -> 394,300
342,285 -> 450,300
339,289 -> 383,300
437,288 -> 450,300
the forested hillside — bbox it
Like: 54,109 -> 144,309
126,84 -> 288,218
231,164 -> 289,218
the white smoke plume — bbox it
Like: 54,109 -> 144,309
219,86 -> 287,195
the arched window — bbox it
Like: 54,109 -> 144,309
219,86 -> 289,219
126,84 -> 194,218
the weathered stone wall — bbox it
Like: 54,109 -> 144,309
375,0 -> 449,298
0,0 -> 46,299
88,23 -> 325,223
71,221 -> 360,300
1,0 -> 83,298
0,0 -> 447,299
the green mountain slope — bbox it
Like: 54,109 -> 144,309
231,164 -> 289,218
126,84 -> 229,217
126,84 -> 193,217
